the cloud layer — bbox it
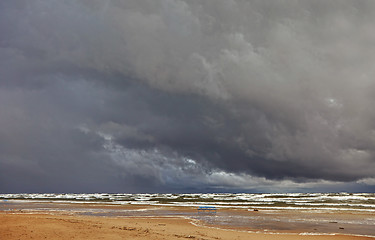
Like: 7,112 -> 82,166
1,0 -> 375,193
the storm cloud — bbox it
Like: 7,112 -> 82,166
1,0 -> 375,193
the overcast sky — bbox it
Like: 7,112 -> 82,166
1,0 -> 375,193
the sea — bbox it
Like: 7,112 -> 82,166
1,192 -> 375,237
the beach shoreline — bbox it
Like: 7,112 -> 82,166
1,211 -> 374,240
2,193 -> 375,239
1,200 -> 375,240
3,199 -> 375,236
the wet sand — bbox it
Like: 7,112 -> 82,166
1,212 -> 373,240
1,200 -> 375,239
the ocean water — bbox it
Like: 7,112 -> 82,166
1,193 -> 375,237
2,192 -> 375,210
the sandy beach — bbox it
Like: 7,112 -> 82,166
2,194 -> 375,240
1,211 -> 373,240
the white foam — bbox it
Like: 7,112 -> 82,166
1,193 -> 375,212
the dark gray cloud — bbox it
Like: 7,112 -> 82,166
1,0 -> 375,193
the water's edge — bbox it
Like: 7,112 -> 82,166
1,193 -> 375,237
